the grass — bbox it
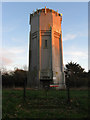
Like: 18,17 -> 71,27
2,88 -> 88,119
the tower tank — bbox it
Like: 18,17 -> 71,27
27,7 -> 65,89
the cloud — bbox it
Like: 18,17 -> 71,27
1,56 -> 13,65
11,37 -> 27,44
65,51 -> 88,58
78,32 -> 88,37
2,26 -> 17,33
63,33 -> 77,41
64,48 -> 88,63
1,47 -> 25,55
9,47 -> 25,54
0,47 -> 27,68
63,47 -> 88,71
63,31 -> 88,41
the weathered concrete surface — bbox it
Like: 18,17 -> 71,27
27,7 -> 66,89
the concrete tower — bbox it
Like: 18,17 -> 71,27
27,7 -> 65,89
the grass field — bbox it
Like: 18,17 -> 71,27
2,88 -> 88,119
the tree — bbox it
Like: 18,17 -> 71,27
2,68 -> 28,88
65,61 -> 86,87
13,68 -> 27,87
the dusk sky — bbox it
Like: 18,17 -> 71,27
1,2 -> 88,71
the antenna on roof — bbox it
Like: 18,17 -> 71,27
57,10 -> 58,16
45,6 -> 46,14
36,9 -> 38,13
33,10 -> 35,16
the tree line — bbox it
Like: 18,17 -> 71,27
2,68 -> 27,88
65,61 -> 88,88
2,62 -> 89,88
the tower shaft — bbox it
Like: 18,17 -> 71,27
27,8 -> 65,89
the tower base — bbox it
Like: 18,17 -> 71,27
56,84 -> 66,90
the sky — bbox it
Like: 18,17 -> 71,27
1,2 -> 88,71
89,2 -> 90,71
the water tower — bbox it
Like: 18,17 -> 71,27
27,7 -> 65,89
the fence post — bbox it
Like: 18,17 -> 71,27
23,79 -> 26,101
67,79 -> 70,103
65,70 -> 71,103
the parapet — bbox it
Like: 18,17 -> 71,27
30,7 -> 62,24
30,7 -> 62,17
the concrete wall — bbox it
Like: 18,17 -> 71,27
27,14 -> 40,88
27,8 -> 65,89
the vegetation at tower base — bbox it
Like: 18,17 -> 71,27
65,61 -> 88,88
2,61 -> 88,88
2,62 -> 88,119
2,68 -> 27,88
